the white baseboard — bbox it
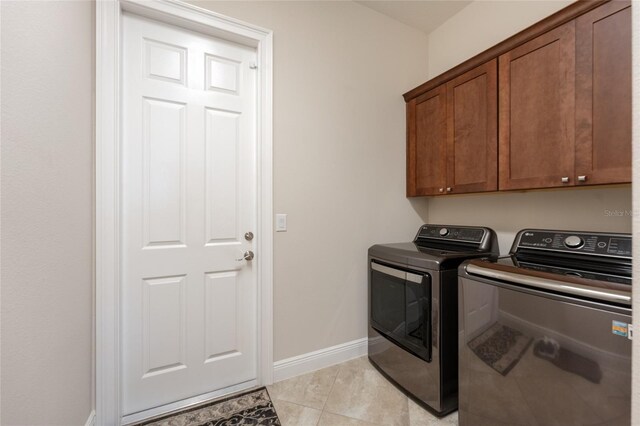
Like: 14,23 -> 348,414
273,337 -> 368,383
84,410 -> 96,426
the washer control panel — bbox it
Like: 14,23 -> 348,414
563,235 -> 584,249
516,230 -> 631,258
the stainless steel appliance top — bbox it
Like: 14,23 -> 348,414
463,228 -> 632,306
369,224 -> 499,271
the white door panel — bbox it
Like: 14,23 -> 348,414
122,12 -> 257,415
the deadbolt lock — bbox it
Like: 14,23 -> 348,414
244,232 -> 254,241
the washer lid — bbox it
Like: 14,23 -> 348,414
462,257 -> 632,306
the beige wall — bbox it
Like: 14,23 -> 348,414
1,1 -> 94,425
631,1 -> 639,423
189,1 -> 430,360
425,0 -> 632,254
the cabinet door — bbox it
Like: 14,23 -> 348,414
575,1 -> 631,185
498,21 -> 576,190
407,85 -> 447,196
446,59 -> 497,194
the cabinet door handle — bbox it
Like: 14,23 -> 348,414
561,177 -> 570,183
578,175 -> 587,182
438,188 -> 444,193
446,187 -> 452,192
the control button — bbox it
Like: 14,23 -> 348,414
597,242 -> 607,248
439,228 -> 449,237
543,238 -> 552,244
564,235 -> 584,249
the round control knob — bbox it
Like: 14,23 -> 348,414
439,227 -> 449,237
564,235 -> 584,249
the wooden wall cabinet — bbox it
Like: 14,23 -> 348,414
407,86 -> 447,196
575,1 -> 632,186
405,0 -> 631,197
407,60 -> 497,197
499,1 -> 631,190
498,21 -> 576,190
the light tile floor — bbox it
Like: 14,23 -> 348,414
268,356 -> 458,426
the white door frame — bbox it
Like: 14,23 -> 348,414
96,1 -> 273,424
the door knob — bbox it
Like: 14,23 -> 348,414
236,251 -> 254,261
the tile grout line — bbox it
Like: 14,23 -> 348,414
316,360 -> 344,425
321,357 -> 388,426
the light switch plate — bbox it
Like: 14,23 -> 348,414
276,214 -> 287,232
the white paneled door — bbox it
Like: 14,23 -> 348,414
121,13 -> 257,415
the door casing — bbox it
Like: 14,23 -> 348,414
95,1 -> 274,424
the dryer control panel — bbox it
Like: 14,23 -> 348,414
416,225 -> 486,243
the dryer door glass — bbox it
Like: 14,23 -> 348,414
370,261 -> 432,361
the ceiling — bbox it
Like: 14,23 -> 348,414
355,1 -> 472,35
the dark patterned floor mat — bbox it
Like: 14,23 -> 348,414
137,387 -> 281,426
